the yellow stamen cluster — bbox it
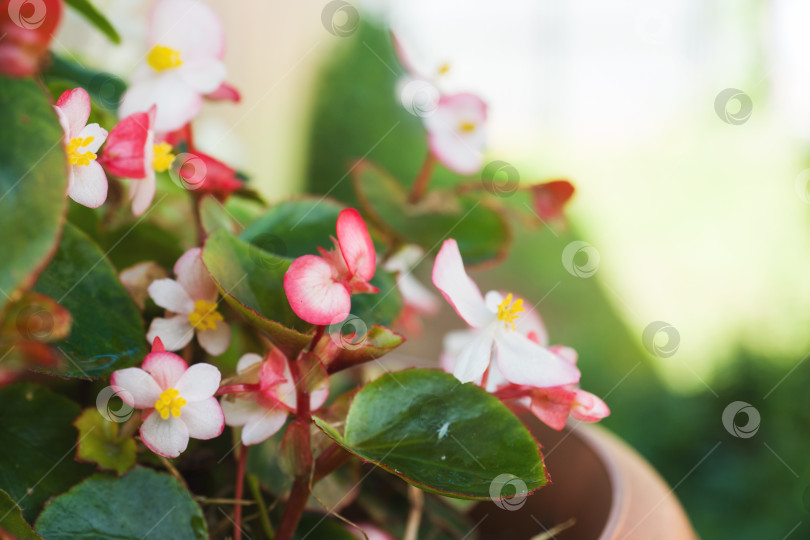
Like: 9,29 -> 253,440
438,62 -> 451,76
188,300 -> 223,331
67,137 -> 96,166
496,293 -> 525,331
458,121 -> 477,133
147,45 -> 183,72
154,388 -> 186,419
152,142 -> 175,172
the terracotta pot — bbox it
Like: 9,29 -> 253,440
470,416 -> 697,539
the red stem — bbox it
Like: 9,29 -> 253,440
407,152 -> 437,204
312,443 -> 351,484
233,444 -> 248,540
275,355 -> 314,540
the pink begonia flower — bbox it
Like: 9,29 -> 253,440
432,239 -> 580,388
118,0 -> 228,132
382,245 -> 439,336
147,247 -> 231,355
424,93 -> 487,175
284,208 -> 379,326
53,88 -> 109,208
111,337 -> 224,458
221,350 -> 329,445
440,298 -> 608,430
100,105 -> 176,215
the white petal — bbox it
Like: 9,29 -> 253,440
495,331 -> 581,388
55,88 -> 91,137
179,58 -> 226,93
140,413 -> 189,458
432,239 -> 492,328
453,325 -> 496,384
119,74 -> 203,133
67,161 -> 108,209
424,93 -> 487,174
175,363 -> 221,402
242,409 -> 287,446
77,123 -> 108,153
149,0 -> 225,61
110,367 -> 161,408
130,170 -> 156,216
147,315 -> 195,351
148,278 -> 194,313
174,248 -> 217,302
142,351 -> 188,390
221,396 -> 262,426
236,353 -> 263,374
196,321 -> 231,356
180,397 -> 224,440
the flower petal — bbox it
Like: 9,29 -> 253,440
142,350 -> 188,390
570,390 -> 610,423
206,82 -> 241,102
424,93 -> 487,174
67,161 -> 108,209
174,247 -> 218,302
101,111 -> 152,178
175,362 -> 221,402
148,278 -> 194,313
528,386 -> 577,431
236,353 -> 263,374
119,73 -> 203,133
453,325 -> 496,384
76,123 -> 108,153
147,315 -> 194,351
196,321 -> 231,356
432,239 -> 491,328
110,367 -> 161,408
495,330 -> 581,388
180,397 -> 224,440
130,170 -> 156,216
336,208 -> 376,282
55,87 -> 91,137
140,413 -> 189,458
221,396 -> 262,426
179,58 -> 226,93
284,255 -> 351,326
149,0 -> 225,61
242,408 -> 288,446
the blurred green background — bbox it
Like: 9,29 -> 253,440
301,18 -> 810,540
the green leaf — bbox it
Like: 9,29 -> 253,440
0,384 -> 93,523
0,76 -> 68,315
0,489 -> 41,539
240,198 -> 343,258
202,229 -> 312,358
35,467 -> 207,540
64,0 -> 121,43
199,195 -> 239,236
353,161 -> 511,266
73,409 -> 136,475
314,369 -> 548,500
43,54 -> 126,111
326,324 -> 404,374
33,223 -> 148,379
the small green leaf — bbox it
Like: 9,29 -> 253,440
35,467 -> 207,540
33,224 -> 148,379
202,229 -> 312,358
0,75 -> 68,315
314,369 -> 548,500
326,325 -> 404,373
0,384 -> 93,522
0,489 -> 41,539
73,409 -> 136,475
199,195 -> 239,235
64,0 -> 121,44
352,160 -> 511,266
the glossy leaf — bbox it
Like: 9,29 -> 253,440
64,0 -> 121,44
73,409 -> 136,475
314,369 -> 548,500
0,384 -> 92,522
353,160 -> 511,266
35,467 -> 207,540
199,195 -> 239,235
0,489 -> 41,540
0,75 -> 68,315
202,229 -> 312,358
33,224 -> 148,379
